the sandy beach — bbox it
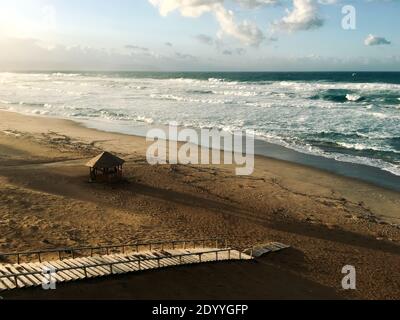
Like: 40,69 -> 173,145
0,109 -> 399,300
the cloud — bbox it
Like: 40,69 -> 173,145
222,48 -> 246,55
275,0 -> 324,32
0,37 -> 199,71
175,51 -> 197,60
149,0 -> 266,46
125,45 -> 150,51
125,45 -> 162,58
222,49 -> 233,55
165,42 -> 173,47
364,34 -> 391,46
1,37 -> 399,72
317,0 -> 337,4
149,0 -> 338,43
235,0 -> 281,8
195,34 -> 215,45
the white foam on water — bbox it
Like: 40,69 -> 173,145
346,94 -> 362,102
0,72 -> 399,176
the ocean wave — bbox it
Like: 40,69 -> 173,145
150,93 -> 233,104
346,94 -> 362,102
213,90 -> 259,97
186,90 -> 214,94
1,72 -> 399,177
51,73 -> 82,77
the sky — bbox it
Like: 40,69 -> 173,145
0,0 -> 399,71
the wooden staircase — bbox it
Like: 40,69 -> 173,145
0,239 -> 253,291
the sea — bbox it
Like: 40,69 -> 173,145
0,71 -> 399,181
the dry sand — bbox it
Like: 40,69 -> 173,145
0,110 -> 399,300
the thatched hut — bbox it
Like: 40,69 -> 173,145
86,152 -> 125,182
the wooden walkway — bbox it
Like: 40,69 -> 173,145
0,243 -> 252,292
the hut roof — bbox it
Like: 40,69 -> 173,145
86,152 -> 125,169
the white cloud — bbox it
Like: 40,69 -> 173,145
1,37 -> 399,72
364,34 -> 391,46
149,0 -> 337,43
149,0 -> 266,46
275,0 -> 324,32
0,37 -> 198,71
195,34 -> 215,45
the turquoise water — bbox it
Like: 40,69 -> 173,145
0,71 -> 399,176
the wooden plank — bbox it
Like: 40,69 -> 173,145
4,265 -> 34,287
133,255 -> 153,270
0,265 -> 20,288
180,254 -> 199,265
11,264 -> 40,286
156,252 -> 187,267
63,259 -> 96,278
29,262 -> 64,283
148,252 -> 171,268
0,279 -> 8,291
113,255 -> 139,272
273,242 -> 290,249
56,260 -> 85,279
62,259 -> 90,279
141,254 -> 159,269
17,264 -> 44,286
102,255 -> 131,273
43,261 -> 77,281
85,257 -> 112,275
74,258 -> 104,277
84,257 -> 111,275
159,256 -> 178,268
199,253 -> 215,262
90,256 -> 124,274
0,273 -> 16,290
159,251 -> 186,265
